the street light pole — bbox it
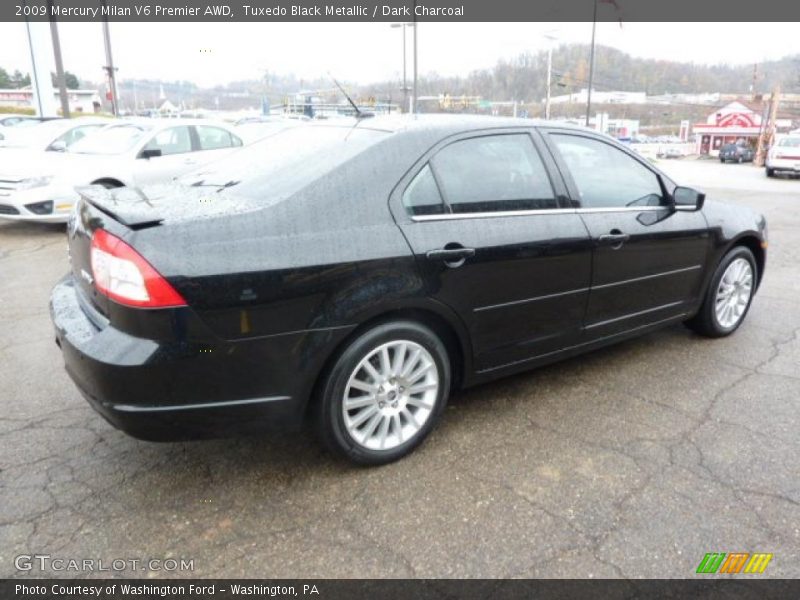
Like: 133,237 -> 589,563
585,0 -> 598,127
391,23 -> 410,113
412,2 -> 418,114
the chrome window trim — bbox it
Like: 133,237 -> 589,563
410,205 -> 673,222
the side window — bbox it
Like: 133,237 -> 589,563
142,126 -> 192,156
431,134 -> 557,213
196,125 -> 239,151
551,134 -> 665,208
403,164 -> 445,216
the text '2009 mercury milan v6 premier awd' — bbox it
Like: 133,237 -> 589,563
50,115 -> 767,464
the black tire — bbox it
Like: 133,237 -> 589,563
720,158 -> 725,163
766,168 -> 775,178
685,246 -> 757,338
315,320 -> 451,465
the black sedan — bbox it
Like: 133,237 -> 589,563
51,116 -> 767,464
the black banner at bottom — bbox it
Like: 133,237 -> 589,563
4,579 -> 800,600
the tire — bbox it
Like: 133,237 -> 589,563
685,246 -> 757,338
720,158 -> 725,163
766,168 -> 775,178
737,156 -> 743,163
315,320 -> 451,465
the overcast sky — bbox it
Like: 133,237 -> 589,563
0,22 -> 797,88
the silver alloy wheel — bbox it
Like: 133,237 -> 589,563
714,257 -> 753,329
342,340 -> 439,451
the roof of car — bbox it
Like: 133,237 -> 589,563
311,114 -> 592,136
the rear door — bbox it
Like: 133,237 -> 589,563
541,130 -> 710,339
393,129 -> 592,373
193,125 -> 244,165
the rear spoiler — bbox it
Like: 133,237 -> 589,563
76,185 -> 164,229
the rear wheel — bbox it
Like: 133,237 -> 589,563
316,320 -> 450,465
685,246 -> 756,338
766,168 -> 775,178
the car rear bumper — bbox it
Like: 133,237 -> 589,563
50,275 -> 350,441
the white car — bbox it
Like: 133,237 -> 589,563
0,117 -> 108,151
0,119 -> 244,223
0,114 -> 44,141
765,135 -> 800,177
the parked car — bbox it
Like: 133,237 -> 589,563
0,113 -> 50,141
719,143 -> 755,163
765,135 -> 800,177
0,117 -> 108,151
50,116 -> 767,464
0,119 -> 244,223
0,113 -> 49,128
657,146 -> 683,159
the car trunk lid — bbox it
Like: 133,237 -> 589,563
75,182 -> 258,229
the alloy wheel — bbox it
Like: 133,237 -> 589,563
714,257 -> 753,329
342,340 -> 439,451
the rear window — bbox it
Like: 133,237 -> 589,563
180,125 -> 390,200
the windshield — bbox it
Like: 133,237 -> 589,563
180,124 -> 391,200
777,137 -> 800,148
69,124 -> 149,154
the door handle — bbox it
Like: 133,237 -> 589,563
426,246 -> 475,267
597,230 -> 630,248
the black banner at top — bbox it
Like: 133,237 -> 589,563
4,0 -> 800,22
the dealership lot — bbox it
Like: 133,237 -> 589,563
0,160 -> 798,578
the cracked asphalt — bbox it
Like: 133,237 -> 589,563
0,161 -> 798,579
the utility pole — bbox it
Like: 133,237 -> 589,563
48,1 -> 70,118
543,30 -> 558,120
755,86 -> 780,166
545,47 -> 552,120
585,0 -> 598,127
101,1 -> 119,116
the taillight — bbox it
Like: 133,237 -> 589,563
90,229 -> 186,308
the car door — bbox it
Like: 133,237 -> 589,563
541,130 -> 710,339
132,125 -> 196,186
393,130 -> 593,373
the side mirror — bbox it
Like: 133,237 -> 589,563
48,140 -> 67,152
673,186 -> 705,212
139,148 -> 162,159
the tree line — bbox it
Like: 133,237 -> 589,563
0,67 -> 81,90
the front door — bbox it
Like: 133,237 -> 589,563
543,131 -> 710,339
394,131 -> 593,373
132,125 -> 197,186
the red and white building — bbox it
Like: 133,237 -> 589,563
693,101 -> 762,157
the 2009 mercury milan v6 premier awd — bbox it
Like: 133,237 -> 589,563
50,116 -> 767,464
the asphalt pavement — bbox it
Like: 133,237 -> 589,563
1,160 -> 798,578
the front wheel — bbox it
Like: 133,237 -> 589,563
316,320 -> 450,465
766,168 -> 775,178
685,246 -> 757,338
